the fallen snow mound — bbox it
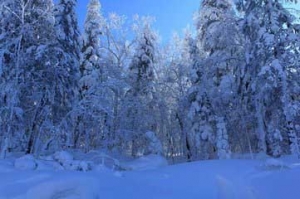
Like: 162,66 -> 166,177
53,151 -> 74,164
14,155 -> 37,170
120,154 -> 168,171
260,158 -> 290,170
52,151 -> 92,171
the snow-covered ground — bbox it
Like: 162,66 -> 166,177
0,152 -> 300,199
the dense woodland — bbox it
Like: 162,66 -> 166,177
0,0 -> 300,162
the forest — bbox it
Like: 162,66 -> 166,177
0,0 -> 300,164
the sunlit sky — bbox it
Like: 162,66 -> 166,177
76,0 -> 200,42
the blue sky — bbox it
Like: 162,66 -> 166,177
76,0 -> 199,41
74,1 -> 300,41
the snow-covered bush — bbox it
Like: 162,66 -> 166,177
216,117 -> 231,159
14,155 -> 37,170
53,151 -> 74,165
86,151 -> 121,171
266,128 -> 283,158
120,154 -> 168,171
260,158 -> 290,170
145,131 -> 163,155
52,151 -> 92,171
67,160 -> 93,172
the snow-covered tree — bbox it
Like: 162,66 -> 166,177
98,13 -> 139,151
0,0 -> 84,155
235,0 -> 300,157
145,131 -> 163,155
0,0 -> 70,155
155,30 -> 193,161
54,0 -> 81,60
53,0 -> 81,148
0,0 -> 25,157
80,0 -> 104,91
21,0 -> 77,154
216,117 -> 231,159
76,0 -> 108,151
188,0 -> 242,160
121,20 -> 159,156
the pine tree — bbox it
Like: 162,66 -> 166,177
20,0 -> 68,154
186,34 -> 210,160
188,0 -> 242,160
236,0 -> 300,157
0,1 -> 25,157
54,0 -> 81,60
54,0 -> 81,148
121,21 -> 158,156
80,0 -> 104,89
77,0 -> 106,151
1,0 -> 80,154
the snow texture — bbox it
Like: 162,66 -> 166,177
1,155 -> 300,199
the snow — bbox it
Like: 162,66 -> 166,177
145,131 -> 163,155
14,155 -> 37,170
261,158 -> 290,170
120,154 -> 168,171
0,154 -> 300,199
53,151 -> 74,164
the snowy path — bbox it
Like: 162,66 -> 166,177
0,158 -> 300,199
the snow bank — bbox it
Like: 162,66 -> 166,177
14,155 -> 37,170
53,151 -> 74,164
120,154 -> 168,171
25,177 -> 99,199
231,152 -> 270,160
52,151 -> 92,171
1,155 -> 300,199
260,158 -> 290,170
85,150 -> 120,170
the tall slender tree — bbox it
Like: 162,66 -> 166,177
235,0 -> 300,157
54,0 -> 81,148
77,0 -> 107,151
121,20 -> 158,156
0,0 -> 25,157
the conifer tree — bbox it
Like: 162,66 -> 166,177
77,0 -> 107,151
236,0 -> 300,157
121,21 -> 158,156
54,0 -> 81,148
0,0 -> 25,157
21,0 -> 69,154
80,0 -> 104,90
188,0 -> 242,160
0,0 -> 68,154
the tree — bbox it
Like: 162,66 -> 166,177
54,0 -> 81,148
77,0 -> 107,151
188,0 -> 243,160
54,0 -> 81,60
0,0 -> 84,155
236,0 -> 300,157
80,0 -> 104,91
22,0 -> 79,154
155,30 -> 193,162
99,13 -> 136,150
0,0 -> 72,154
121,19 -> 158,156
0,0 -> 25,157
